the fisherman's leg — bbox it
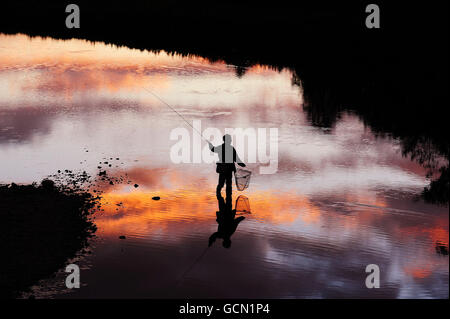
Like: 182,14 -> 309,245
217,173 -> 225,195
225,171 -> 232,196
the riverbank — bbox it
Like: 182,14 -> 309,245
0,179 -> 98,298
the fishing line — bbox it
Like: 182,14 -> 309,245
142,85 -> 251,287
175,246 -> 210,287
142,86 -> 209,143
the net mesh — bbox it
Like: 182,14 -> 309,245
235,168 -> 251,191
235,195 -> 251,214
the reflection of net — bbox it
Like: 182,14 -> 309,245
235,168 -> 251,191
235,195 -> 251,213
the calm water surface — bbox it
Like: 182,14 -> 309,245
0,34 -> 448,298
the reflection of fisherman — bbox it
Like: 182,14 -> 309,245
208,134 -> 246,195
209,192 -> 245,249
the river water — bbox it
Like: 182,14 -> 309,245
0,34 -> 448,298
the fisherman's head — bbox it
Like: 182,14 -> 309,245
223,134 -> 232,145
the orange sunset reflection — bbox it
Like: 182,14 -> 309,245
95,187 -> 321,238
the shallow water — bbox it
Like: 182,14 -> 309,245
0,34 -> 448,298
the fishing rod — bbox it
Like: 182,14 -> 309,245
143,86 -> 252,288
142,86 -> 210,143
143,86 -> 252,191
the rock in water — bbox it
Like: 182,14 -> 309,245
152,196 -> 160,200
119,235 -> 126,239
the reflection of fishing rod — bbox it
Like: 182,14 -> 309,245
142,86 -> 209,143
175,246 -> 210,288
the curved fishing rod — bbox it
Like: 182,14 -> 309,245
143,85 -> 253,286
143,86 -> 252,192
142,86 -> 209,143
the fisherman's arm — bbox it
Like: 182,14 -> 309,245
234,149 -> 246,167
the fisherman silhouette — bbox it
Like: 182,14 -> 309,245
208,134 -> 246,196
208,191 -> 245,249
